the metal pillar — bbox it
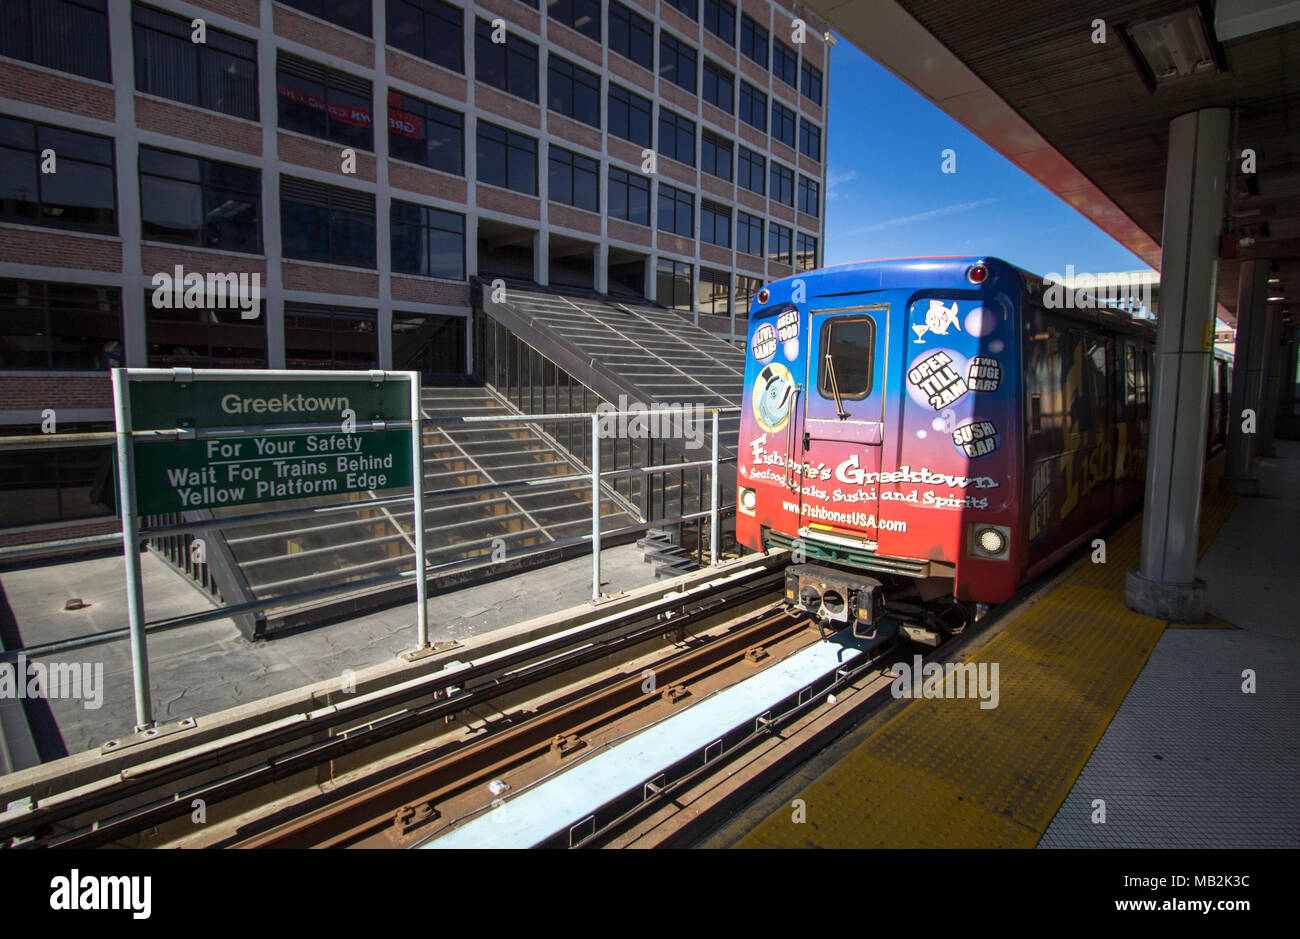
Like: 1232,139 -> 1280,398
1125,108 -> 1230,623
591,414 -> 602,600
1257,305 -> 1283,457
110,369 -> 155,731
1221,259 -> 1270,494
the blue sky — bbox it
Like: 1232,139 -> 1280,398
824,42 -> 1154,278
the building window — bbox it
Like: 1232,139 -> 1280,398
393,312 -> 465,374
549,146 -> 599,213
736,211 -> 763,256
387,0 -> 463,72
547,55 -> 601,128
475,17 -> 538,102
477,122 -> 538,194
768,222 -> 791,265
801,59 -> 823,105
609,1 -> 654,70
146,292 -> 267,368
608,165 -> 649,226
658,109 -> 696,167
388,90 -> 464,175
657,259 -> 693,312
800,119 -> 822,160
0,116 -> 116,234
798,175 -> 820,216
773,39 -> 798,88
701,129 -> 732,182
770,162 -> 794,206
2,0 -> 110,82
698,268 -> 730,315
702,60 -> 734,113
657,183 -> 693,237
280,176 -> 376,267
739,82 -> 767,131
703,0 -> 735,44
737,146 -> 765,195
279,0 -> 372,35
796,232 -> 818,271
771,100 -> 796,148
285,303 -> 378,369
663,0 -> 697,20
736,274 -> 761,318
277,52 -> 373,151
740,15 -> 768,68
0,423 -> 115,527
548,0 -> 600,42
0,279 -> 121,369
659,32 -> 697,93
608,84 -> 653,147
391,199 -> 465,280
133,3 -> 257,119
701,200 -> 730,248
139,147 -> 261,253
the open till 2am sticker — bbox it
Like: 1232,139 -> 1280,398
952,419 -> 998,458
908,350 -> 968,409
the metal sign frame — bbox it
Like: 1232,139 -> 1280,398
111,368 -> 427,732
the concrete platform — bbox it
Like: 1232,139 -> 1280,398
0,543 -> 659,767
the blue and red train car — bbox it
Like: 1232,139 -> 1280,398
736,256 -> 1229,641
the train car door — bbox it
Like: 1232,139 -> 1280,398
797,305 -> 890,545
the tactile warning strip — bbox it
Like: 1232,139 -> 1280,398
738,483 -> 1238,849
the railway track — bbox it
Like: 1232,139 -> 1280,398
234,606 -> 823,848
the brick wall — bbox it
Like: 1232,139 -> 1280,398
0,375 -> 113,410
0,227 -> 121,272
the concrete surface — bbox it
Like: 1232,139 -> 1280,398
0,542 -> 661,764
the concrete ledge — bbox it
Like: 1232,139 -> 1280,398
1125,569 -> 1207,623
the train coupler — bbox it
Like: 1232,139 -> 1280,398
784,564 -> 884,637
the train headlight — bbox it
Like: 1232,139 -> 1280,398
968,524 -> 1010,560
739,487 -> 757,516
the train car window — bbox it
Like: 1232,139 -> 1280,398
1137,348 -> 1150,414
817,316 -> 874,400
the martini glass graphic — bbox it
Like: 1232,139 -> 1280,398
912,323 -> 927,343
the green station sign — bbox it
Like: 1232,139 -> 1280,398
132,429 -> 414,514
130,379 -> 410,431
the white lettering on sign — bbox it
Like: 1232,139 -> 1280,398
776,308 -> 799,342
220,393 -> 352,415
751,323 -> 777,361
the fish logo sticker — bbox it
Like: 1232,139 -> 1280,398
754,362 -> 796,433
912,300 -> 962,343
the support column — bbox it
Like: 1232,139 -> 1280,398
1257,305 -> 1283,457
1125,108 -> 1230,623
1221,259 -> 1270,493
594,243 -> 609,294
534,230 -> 548,286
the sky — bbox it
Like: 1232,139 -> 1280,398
823,41 -> 1155,279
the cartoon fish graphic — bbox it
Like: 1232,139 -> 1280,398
912,300 -> 962,343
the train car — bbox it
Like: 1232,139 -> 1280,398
736,256 -> 1224,643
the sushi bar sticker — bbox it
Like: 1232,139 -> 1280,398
751,322 -> 778,361
908,351 -> 968,409
953,419 -> 999,459
968,356 -> 1002,392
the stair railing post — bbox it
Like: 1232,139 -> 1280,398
591,412 -> 602,600
710,408 -> 719,566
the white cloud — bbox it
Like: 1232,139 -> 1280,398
840,197 -> 999,235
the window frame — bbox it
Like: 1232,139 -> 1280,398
0,116 -> 118,234
657,183 -> 694,238
702,59 -> 734,113
608,165 -> 650,226
608,83 -> 653,147
390,197 -> 466,281
386,0 -> 464,73
658,108 -> 696,168
138,145 -> 262,253
3,0 -> 111,82
817,315 -> 876,400
474,16 -> 539,103
476,121 -> 539,195
548,145 -> 600,213
740,14 -> 768,68
608,1 -> 654,70
659,32 -> 698,94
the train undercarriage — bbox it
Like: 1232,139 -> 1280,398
783,562 -> 980,646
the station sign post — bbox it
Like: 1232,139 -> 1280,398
112,369 -> 427,731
